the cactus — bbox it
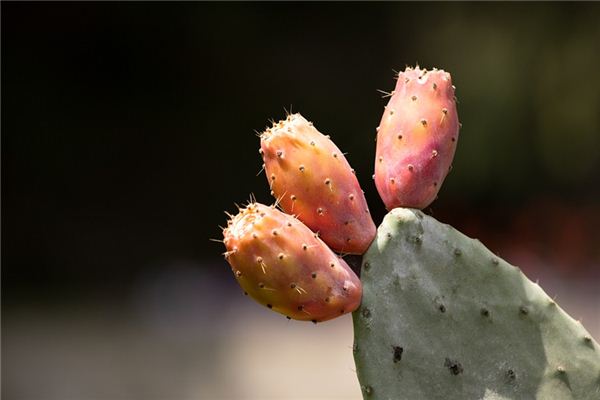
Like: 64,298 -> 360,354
222,202 -> 361,322
374,67 -> 460,210
353,207 -> 600,399
219,65 -> 600,399
260,113 -> 376,254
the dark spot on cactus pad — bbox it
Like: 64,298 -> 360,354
442,108 -> 448,115
311,272 -> 317,279
454,248 -> 462,256
387,232 -> 392,238
286,316 -> 291,320
433,82 -> 437,90
519,306 -> 529,315
420,119 -> 428,127
243,291 -> 248,296
492,257 -> 499,265
392,346 -> 403,363
362,307 -> 372,318
397,134 -> 403,139
363,262 -> 371,271
325,297 -> 330,303
411,95 -> 417,101
266,304 -> 272,309
557,366 -> 566,374
299,165 -> 305,172
290,283 -> 296,289
297,305 -> 303,311
481,308 -> 490,317
506,369 -> 516,380
235,270 -> 242,277
362,385 -> 373,396
276,150 -> 283,158
353,343 -> 358,353
340,309 -> 345,314
311,319 -> 317,324
439,304 -> 446,313
444,358 -> 463,375
258,282 -> 265,289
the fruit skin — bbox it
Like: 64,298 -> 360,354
223,202 -> 362,322
374,67 -> 460,210
353,208 -> 600,399
260,113 -> 376,255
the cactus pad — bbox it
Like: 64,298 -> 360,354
353,208 -> 600,399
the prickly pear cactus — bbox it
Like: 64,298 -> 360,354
353,208 -> 600,399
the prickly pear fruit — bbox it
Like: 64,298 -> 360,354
374,66 -> 460,210
222,201 -> 362,322
260,113 -> 376,255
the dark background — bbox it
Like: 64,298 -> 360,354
3,2 -> 599,399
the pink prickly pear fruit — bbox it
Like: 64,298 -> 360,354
222,202 -> 362,322
374,66 -> 460,210
260,113 -> 376,255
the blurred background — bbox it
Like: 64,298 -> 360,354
2,2 -> 599,399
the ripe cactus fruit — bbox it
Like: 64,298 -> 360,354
374,67 -> 460,210
222,202 -> 362,322
260,113 -> 376,254
353,208 -> 600,399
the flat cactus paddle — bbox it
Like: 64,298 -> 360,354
353,208 -> 600,399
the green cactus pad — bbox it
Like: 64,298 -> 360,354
353,208 -> 600,399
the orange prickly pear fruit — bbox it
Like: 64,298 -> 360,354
222,202 -> 362,322
260,113 -> 376,255
374,66 -> 460,210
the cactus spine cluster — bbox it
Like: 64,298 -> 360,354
220,66 -> 600,399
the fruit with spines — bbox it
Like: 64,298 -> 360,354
222,202 -> 362,322
374,66 -> 460,210
260,113 -> 376,255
